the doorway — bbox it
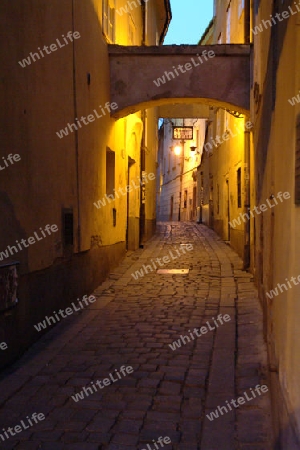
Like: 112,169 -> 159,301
126,156 -> 137,250
226,178 -> 230,241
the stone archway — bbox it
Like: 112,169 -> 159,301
108,44 -> 251,118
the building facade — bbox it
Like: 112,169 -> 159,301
0,0 -> 171,367
251,0 -> 300,447
157,118 -> 206,222
198,0 -> 252,266
198,0 -> 300,446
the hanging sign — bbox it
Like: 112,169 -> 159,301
172,126 -> 193,140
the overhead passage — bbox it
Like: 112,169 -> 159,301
108,44 -> 251,118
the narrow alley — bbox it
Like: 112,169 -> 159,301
0,223 -> 273,450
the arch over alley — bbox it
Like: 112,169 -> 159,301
108,44 -> 251,118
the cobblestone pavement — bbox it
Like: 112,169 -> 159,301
0,223 -> 273,450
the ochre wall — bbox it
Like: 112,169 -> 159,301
0,0 -> 163,368
252,0 -> 300,445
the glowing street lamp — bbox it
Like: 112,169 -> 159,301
174,145 -> 182,156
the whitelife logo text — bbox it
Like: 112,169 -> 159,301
18,31 -> 81,68
288,90 -> 300,106
56,102 -> 118,139
153,50 -> 215,87
140,436 -> 172,450
116,0 -> 150,16
252,1 -> 300,35
0,413 -> 45,443
206,384 -> 269,421
71,365 -> 133,403
229,191 -> 290,229
169,314 -> 231,351
266,274 -> 300,299
131,244 -> 193,280
0,224 -> 58,261
94,172 -> 156,209
204,121 -> 253,154
34,295 -> 97,332
0,153 -> 21,171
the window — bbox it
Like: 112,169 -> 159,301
106,148 -> 115,197
128,14 -> 136,45
62,209 -> 74,248
216,110 -> 222,137
224,111 -> 229,132
102,0 -> 115,43
237,168 -> 242,208
295,115 -> 300,204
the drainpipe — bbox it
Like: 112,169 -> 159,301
243,0 -> 251,269
244,0 -> 251,44
140,110 -> 146,245
71,0 -> 81,252
141,0 -> 146,45
244,130 -> 251,269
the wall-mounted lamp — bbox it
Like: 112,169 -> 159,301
174,145 -> 182,156
190,142 -> 200,155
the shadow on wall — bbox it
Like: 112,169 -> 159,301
274,415 -> 300,450
0,191 -> 28,368
254,0 -> 292,200
0,191 -> 29,271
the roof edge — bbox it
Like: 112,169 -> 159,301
199,17 -> 215,45
159,0 -> 172,44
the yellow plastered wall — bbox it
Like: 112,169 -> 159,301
252,0 -> 300,436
